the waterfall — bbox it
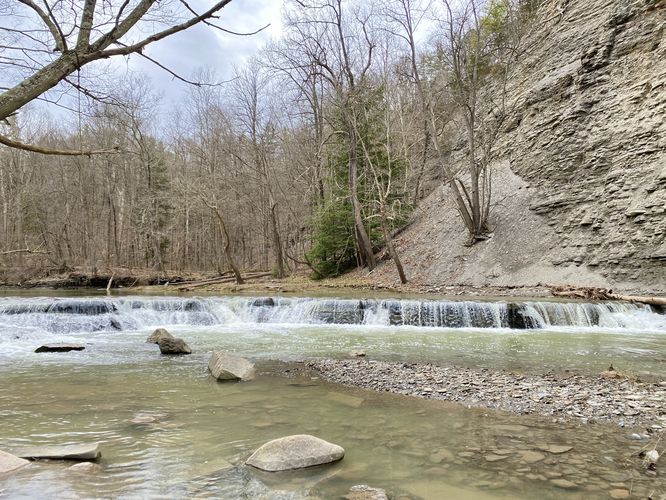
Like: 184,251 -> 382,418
0,296 -> 664,334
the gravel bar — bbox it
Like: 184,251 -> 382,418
304,359 -> 666,427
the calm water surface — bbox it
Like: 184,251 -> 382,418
0,358 -> 663,499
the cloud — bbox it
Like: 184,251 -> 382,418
126,0 -> 284,108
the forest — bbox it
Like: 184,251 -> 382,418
0,0 -> 538,282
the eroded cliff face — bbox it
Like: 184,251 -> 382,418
372,0 -> 666,292
502,0 -> 665,284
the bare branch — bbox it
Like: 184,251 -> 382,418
0,133 -> 120,156
17,0 -> 66,51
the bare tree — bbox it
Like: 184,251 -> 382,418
388,0 -> 522,244
230,62 -> 286,278
284,0 -> 379,270
0,0 -> 245,153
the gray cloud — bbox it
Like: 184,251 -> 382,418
125,0 -> 284,107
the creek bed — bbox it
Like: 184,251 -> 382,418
0,293 -> 665,498
0,359 -> 663,499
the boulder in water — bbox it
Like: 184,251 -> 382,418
208,351 -> 255,381
35,343 -> 85,353
246,434 -> 344,471
0,450 -> 30,475
15,443 -> 101,461
157,337 -> 191,355
146,328 -> 174,344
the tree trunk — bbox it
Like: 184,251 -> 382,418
211,205 -> 243,284
269,199 -> 285,278
380,213 -> 407,284
348,124 -> 376,270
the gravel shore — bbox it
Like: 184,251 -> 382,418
302,358 -> 666,428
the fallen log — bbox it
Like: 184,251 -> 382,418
610,293 -> 666,307
177,272 -> 273,291
549,285 -> 666,307
167,272 -> 231,286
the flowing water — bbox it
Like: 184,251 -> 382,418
1,295 -> 664,374
0,293 -> 665,499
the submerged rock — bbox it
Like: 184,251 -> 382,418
157,337 -> 191,355
350,350 -> 366,357
519,450 -> 546,464
146,328 -> 174,344
550,478 -> 577,489
537,444 -> 573,454
15,443 -> 101,461
326,391 -> 364,408
67,462 -> 101,473
246,434 -> 344,471
344,485 -> 389,500
35,343 -> 85,353
129,412 -> 167,426
0,450 -> 30,475
208,351 -> 254,381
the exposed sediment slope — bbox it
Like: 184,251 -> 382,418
371,0 -> 666,293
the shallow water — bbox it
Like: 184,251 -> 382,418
0,292 -> 664,499
0,358 -> 662,499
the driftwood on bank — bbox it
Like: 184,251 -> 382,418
0,248 -> 48,256
167,272 -> 231,287
177,272 -> 272,291
549,285 -> 666,307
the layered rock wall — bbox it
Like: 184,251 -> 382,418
499,0 -> 665,283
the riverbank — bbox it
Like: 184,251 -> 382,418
6,262 -> 666,298
285,358 -> 666,430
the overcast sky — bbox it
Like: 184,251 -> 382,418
121,0 -> 284,107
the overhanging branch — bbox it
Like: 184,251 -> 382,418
0,134 -> 120,156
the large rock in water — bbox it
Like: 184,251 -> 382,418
15,443 -> 101,461
157,337 -> 191,355
146,328 -> 174,344
246,434 -> 344,472
208,351 -> 255,381
35,343 -> 85,353
0,450 -> 30,475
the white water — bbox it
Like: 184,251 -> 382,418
1,296 -> 663,333
1,295 -> 664,375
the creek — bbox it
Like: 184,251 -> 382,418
0,293 -> 664,498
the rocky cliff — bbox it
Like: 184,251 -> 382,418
371,0 -> 666,293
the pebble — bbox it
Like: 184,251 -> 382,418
644,449 -> 659,464
609,489 -> 630,499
